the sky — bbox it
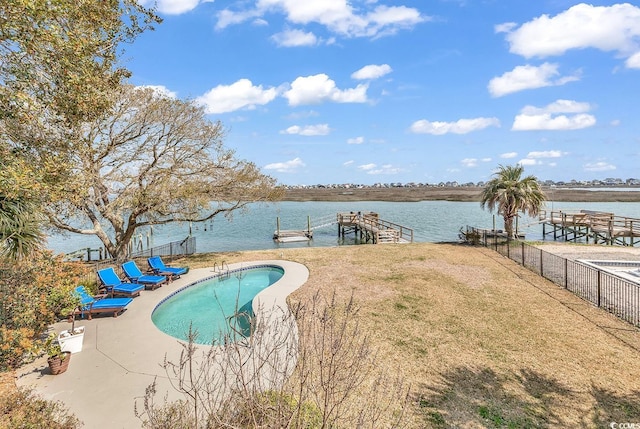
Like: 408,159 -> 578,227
125,1 -> 640,186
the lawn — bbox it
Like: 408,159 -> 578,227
4,242 -> 640,428
185,242 -> 640,428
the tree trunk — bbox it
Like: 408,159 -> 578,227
503,215 -> 514,239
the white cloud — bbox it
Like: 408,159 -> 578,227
488,63 -> 580,97
518,151 -> 566,167
365,5 -> 425,38
357,163 -> 402,175
494,22 -> 516,33
358,163 -> 377,171
136,85 -> 177,99
283,74 -> 368,106
519,158 -> 539,166
216,1 -> 426,39
216,9 -> 262,30
626,52 -> 640,69
351,64 -> 392,80
252,18 -> 269,27
280,124 -> 331,136
271,29 -> 319,47
285,110 -> 319,120
500,3 -> 640,68
142,0 -> 200,15
343,160 -> 354,166
584,162 -> 616,172
521,99 -> 592,115
512,99 -> 596,131
500,152 -> 518,159
526,150 -> 565,159
461,158 -> 478,167
409,117 -> 500,135
196,79 -> 279,114
513,114 -> 596,131
347,136 -> 365,145
263,157 -> 306,173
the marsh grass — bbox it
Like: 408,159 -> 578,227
176,242 -> 640,428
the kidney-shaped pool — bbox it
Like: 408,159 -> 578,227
151,265 -> 284,345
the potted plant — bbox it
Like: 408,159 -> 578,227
58,292 -> 85,353
45,333 -> 71,375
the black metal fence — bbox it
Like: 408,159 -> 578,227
129,235 -> 196,259
66,236 -> 197,262
463,226 -> 640,327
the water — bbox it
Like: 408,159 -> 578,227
151,265 -> 284,344
46,200 -> 640,255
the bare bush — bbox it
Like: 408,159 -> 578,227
136,291 -> 409,428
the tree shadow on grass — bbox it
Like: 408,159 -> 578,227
413,366 -> 579,428
589,385 -> 640,427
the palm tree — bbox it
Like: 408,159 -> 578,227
480,164 -> 546,239
0,195 -> 44,261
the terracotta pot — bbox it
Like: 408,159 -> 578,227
47,351 -> 71,375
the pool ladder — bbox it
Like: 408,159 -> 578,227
227,311 -> 252,347
212,261 -> 230,278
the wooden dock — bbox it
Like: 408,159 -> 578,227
273,216 -> 313,242
337,212 -> 413,244
273,229 -> 313,242
540,209 -> 640,246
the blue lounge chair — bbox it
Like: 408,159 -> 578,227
122,260 -> 167,290
147,256 -> 188,279
97,267 -> 145,297
73,286 -> 133,319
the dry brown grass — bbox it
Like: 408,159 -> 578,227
3,243 -> 639,427
181,242 -> 640,428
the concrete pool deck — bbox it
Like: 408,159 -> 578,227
15,260 -> 309,428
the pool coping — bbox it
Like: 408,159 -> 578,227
15,260 -> 309,428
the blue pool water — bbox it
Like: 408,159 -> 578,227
152,265 -> 284,345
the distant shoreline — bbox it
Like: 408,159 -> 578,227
283,186 -> 640,203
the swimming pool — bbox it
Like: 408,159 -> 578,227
151,265 -> 284,345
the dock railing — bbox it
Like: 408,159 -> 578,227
462,225 -> 640,327
539,210 -> 640,245
337,212 -> 414,243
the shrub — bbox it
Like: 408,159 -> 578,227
137,292 -> 409,428
0,386 -> 82,428
223,390 -> 322,428
0,250 -> 89,370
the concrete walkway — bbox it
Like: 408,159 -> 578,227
15,260 -> 309,428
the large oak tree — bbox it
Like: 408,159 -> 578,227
20,85 -> 283,260
0,0 -> 160,260
0,0 -> 160,125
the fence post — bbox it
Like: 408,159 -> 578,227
521,242 -> 525,266
506,239 -> 510,258
564,258 -> 568,289
597,270 -> 601,307
540,248 -> 544,276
